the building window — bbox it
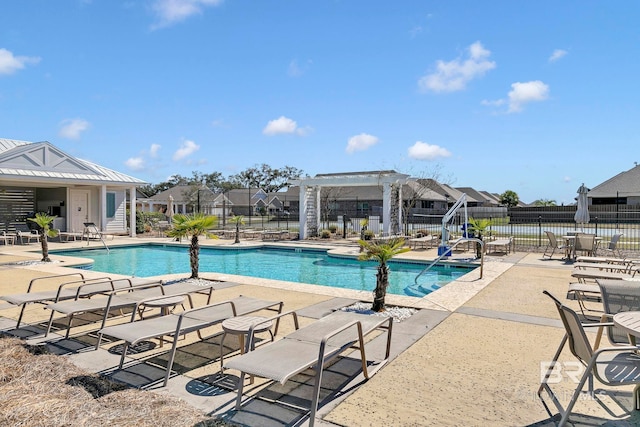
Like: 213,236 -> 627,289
420,200 -> 434,209
106,193 -> 116,218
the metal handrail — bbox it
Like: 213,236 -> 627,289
414,237 -> 484,285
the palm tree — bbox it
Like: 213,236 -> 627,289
358,237 -> 410,312
166,212 -> 217,279
27,212 -> 59,262
228,215 -> 245,244
468,217 -> 492,258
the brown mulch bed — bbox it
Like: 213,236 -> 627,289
0,336 -> 234,426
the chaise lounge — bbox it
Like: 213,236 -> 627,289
97,295 -> 284,387
224,310 -> 393,427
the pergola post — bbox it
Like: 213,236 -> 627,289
291,171 -> 409,240
382,182 -> 391,236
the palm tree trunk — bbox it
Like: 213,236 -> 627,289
372,263 -> 389,312
235,223 -> 240,244
189,235 -> 200,278
40,234 -> 50,262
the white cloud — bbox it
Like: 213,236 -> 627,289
508,80 -> 550,113
346,133 -> 379,154
125,157 -> 145,171
149,143 -> 161,157
151,0 -> 222,29
172,139 -> 200,161
549,49 -> 567,62
407,141 -> 451,160
262,116 -> 311,136
264,116 -> 297,135
58,118 -> 90,140
0,48 -> 41,75
418,41 -> 496,93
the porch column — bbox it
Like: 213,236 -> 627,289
130,186 -> 137,237
100,185 -> 107,231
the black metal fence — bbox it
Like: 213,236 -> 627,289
311,204 -> 640,253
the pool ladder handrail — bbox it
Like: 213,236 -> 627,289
414,237 -> 484,285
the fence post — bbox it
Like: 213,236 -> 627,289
595,216 -> 598,236
538,215 -> 542,247
489,216 -> 493,238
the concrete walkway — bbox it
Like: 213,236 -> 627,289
1,237 -> 639,426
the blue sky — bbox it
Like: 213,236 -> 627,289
1,1 -> 639,205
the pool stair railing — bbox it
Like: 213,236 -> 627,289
413,237 -> 484,288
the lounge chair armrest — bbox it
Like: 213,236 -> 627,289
59,276 -> 113,300
25,272 -> 87,293
593,345 -> 640,357
583,322 -> 614,328
246,310 -> 300,348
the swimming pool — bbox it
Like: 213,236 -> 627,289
53,245 -> 474,297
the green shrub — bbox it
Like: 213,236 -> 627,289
320,229 -> 331,238
363,229 -> 375,240
328,225 -> 338,233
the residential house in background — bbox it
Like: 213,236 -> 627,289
588,164 -> 640,205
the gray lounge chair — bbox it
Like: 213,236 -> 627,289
0,272 -> 120,328
224,310 -> 393,427
44,278 -> 166,338
42,277 -> 225,338
485,236 -> 514,254
98,295 -> 283,387
538,291 -> 640,427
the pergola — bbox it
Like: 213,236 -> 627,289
291,171 -> 409,239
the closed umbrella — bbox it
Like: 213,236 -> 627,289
167,195 -> 174,224
574,183 -> 590,229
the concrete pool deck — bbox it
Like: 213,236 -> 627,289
1,235 -> 639,426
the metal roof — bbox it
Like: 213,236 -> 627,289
0,138 -> 146,186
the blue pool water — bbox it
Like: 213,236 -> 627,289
54,245 -> 474,297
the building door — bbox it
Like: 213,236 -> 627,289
70,190 -> 90,233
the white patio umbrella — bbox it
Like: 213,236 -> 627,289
574,183 -> 590,229
167,195 -> 174,224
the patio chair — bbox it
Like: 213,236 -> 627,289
224,310 -> 393,427
593,279 -> 640,349
598,233 -> 624,258
538,291 -> 640,427
542,231 -> 567,259
97,296 -> 283,387
573,233 -> 596,258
